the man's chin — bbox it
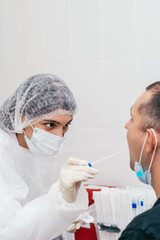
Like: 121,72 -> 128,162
130,160 -> 135,171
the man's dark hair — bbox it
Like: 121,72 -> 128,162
139,81 -> 160,131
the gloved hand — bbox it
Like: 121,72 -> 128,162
60,157 -> 98,203
66,210 -> 94,233
66,219 -> 84,233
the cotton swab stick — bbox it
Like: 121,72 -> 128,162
88,149 -> 127,167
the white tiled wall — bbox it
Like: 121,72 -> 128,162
0,0 -> 160,188
100,0 -> 137,58
70,0 -> 101,61
136,0 -> 160,54
3,4 -> 45,69
43,0 -> 72,64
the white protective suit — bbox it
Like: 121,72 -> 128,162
0,129 -> 88,240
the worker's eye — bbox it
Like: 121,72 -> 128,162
63,122 -> 71,130
45,123 -> 56,128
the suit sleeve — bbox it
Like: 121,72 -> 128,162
0,170 -> 88,240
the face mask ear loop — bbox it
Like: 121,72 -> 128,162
148,128 -> 158,172
139,132 -> 148,164
23,129 -> 26,136
23,125 -> 34,137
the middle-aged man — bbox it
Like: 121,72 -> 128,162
119,81 -> 160,240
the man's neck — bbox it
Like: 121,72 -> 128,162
151,167 -> 160,199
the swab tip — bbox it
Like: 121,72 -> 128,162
88,163 -> 92,167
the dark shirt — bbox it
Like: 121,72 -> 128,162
118,198 -> 160,240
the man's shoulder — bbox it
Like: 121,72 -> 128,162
119,200 -> 160,240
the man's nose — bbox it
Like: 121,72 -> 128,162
125,120 -> 129,129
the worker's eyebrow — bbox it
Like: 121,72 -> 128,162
66,119 -> 73,124
43,119 -> 73,125
43,119 -> 61,125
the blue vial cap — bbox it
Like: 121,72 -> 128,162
88,163 -> 92,167
132,203 -> 137,208
141,201 -> 143,206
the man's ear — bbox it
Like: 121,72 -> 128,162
146,129 -> 157,154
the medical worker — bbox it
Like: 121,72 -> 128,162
0,74 -> 98,240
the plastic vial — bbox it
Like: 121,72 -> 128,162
140,201 -> 144,213
132,203 -> 137,218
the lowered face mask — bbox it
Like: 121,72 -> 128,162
24,127 -> 65,156
134,128 -> 157,185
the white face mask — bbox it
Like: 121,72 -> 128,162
134,128 -> 157,185
24,127 -> 65,156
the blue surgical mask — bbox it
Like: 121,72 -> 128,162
24,127 -> 65,156
134,128 -> 157,185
